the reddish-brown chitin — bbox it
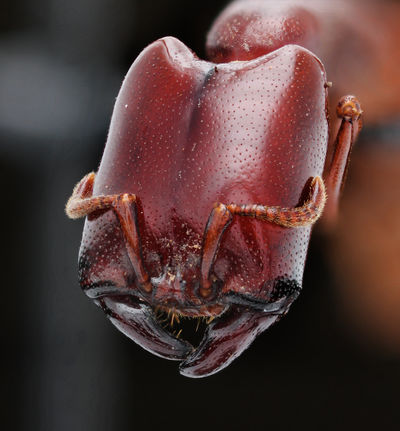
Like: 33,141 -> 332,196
66,1 -> 362,378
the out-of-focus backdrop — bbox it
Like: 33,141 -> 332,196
1,1 -> 399,430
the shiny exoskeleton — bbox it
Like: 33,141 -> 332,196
66,0 -> 364,377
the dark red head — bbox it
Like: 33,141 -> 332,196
74,35 -> 329,377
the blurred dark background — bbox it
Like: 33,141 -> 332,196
1,1 -> 400,430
